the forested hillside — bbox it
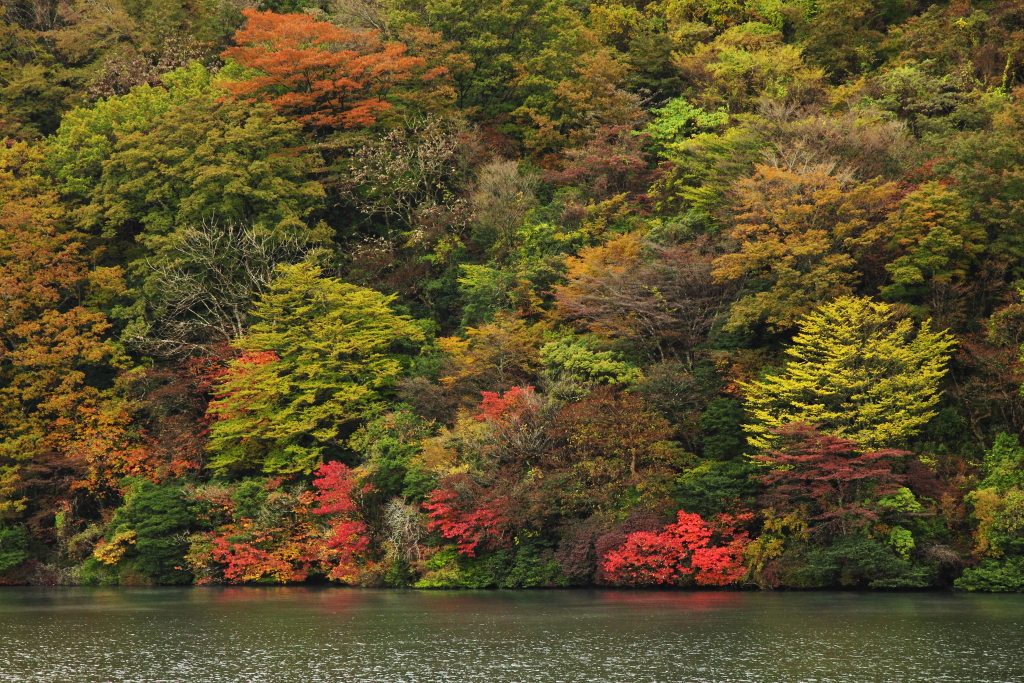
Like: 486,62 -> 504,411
3,0 -> 1024,590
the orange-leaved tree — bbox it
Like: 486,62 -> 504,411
0,144 -> 142,523
712,161 -> 899,333
222,9 -> 427,130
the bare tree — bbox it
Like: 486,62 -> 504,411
126,220 -> 313,355
382,497 -> 426,563
335,116 -> 477,228
556,236 -> 738,365
2,0 -> 70,31
327,0 -> 390,31
468,159 -> 538,256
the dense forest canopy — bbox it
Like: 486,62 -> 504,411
3,0 -> 1024,591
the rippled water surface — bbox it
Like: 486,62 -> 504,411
1,588 -> 1022,683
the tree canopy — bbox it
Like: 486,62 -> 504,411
3,0 -> 1024,593
744,296 -> 955,450
207,263 -> 424,474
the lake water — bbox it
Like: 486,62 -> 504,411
0,588 -> 1021,683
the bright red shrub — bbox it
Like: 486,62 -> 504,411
601,510 -> 751,586
600,531 -> 683,584
313,461 -> 370,581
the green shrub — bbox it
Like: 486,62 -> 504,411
106,478 -> 198,584
674,459 -> 760,517
415,547 -> 495,588
956,558 -> 1024,592
74,557 -> 120,587
800,535 -> 936,589
489,538 -> 569,588
0,525 -> 30,573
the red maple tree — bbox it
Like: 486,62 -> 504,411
423,487 -> 508,557
756,424 -> 908,538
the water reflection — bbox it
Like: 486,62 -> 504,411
0,588 -> 1021,683
597,589 -> 747,611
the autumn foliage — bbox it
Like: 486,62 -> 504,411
601,510 -> 751,586
555,233 -> 735,361
756,424 -> 907,538
7,0 -> 1024,593
186,463 -> 368,585
424,488 -> 507,557
313,461 -> 370,581
222,10 -> 427,130
188,486 -> 332,585
0,172 -> 143,514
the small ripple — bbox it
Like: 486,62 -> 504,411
0,589 -> 1022,683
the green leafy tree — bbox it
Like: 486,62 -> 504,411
94,478 -> 198,584
928,100 -> 1024,274
697,397 -> 748,460
643,96 -> 728,154
802,534 -> 934,589
48,63 -> 323,267
389,0 -> 577,119
90,82 -> 323,257
797,0 -> 890,81
512,38 -> 641,153
47,63 -> 325,346
744,296 -> 955,450
587,0 -> 687,101
47,0 -> 239,100
207,263 -> 425,474
957,434 -> 1024,592
0,524 -> 29,574
674,22 -> 825,114
540,336 -> 643,389
647,120 -> 766,227
390,0 -> 640,151
964,434 -> 1024,559
350,409 -> 436,503
674,459 -> 760,518
45,64 -> 210,203
0,16 -> 70,138
880,181 -> 986,306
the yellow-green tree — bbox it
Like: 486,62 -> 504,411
674,22 -> 825,113
744,296 -> 955,450
206,263 -> 425,475
880,181 -> 986,305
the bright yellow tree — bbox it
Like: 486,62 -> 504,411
744,296 -> 955,451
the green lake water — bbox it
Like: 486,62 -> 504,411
0,587 -> 1021,683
